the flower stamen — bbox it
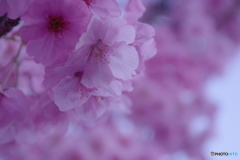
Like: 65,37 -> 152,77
48,16 -> 68,34
91,39 -> 111,64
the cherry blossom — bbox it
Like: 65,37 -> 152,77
20,0 -> 91,65
69,17 -> 138,96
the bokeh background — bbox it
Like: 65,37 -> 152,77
118,0 -> 240,159
204,49 -> 240,160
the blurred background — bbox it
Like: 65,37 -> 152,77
119,0 -> 240,159
204,48 -> 240,160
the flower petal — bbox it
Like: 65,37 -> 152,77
81,56 -> 113,91
92,0 -> 121,19
103,18 -> 135,44
27,34 -> 56,65
52,77 -> 87,111
109,42 -> 138,80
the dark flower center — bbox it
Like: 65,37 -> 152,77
48,16 -> 68,34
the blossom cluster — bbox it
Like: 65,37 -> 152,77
0,0 -> 240,159
0,0 -> 158,159
1,0 -> 156,116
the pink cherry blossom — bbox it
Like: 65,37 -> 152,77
43,59 -> 93,111
70,17 -> 138,96
44,63 -> 126,113
20,0 -> 92,65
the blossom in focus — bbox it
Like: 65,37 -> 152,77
20,0 -> 92,65
69,17 -> 138,96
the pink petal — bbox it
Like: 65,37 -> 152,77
81,56 -> 113,91
114,24 -> 135,44
125,0 -> 146,18
27,34 -> 56,65
7,0 -> 32,19
110,80 -> 122,96
52,77 -> 87,111
103,18 -> 135,44
139,37 -> 157,60
79,17 -> 109,46
74,96 -> 108,120
109,42 -> 138,80
20,23 -> 47,41
92,0 -> 121,19
135,22 -> 155,41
